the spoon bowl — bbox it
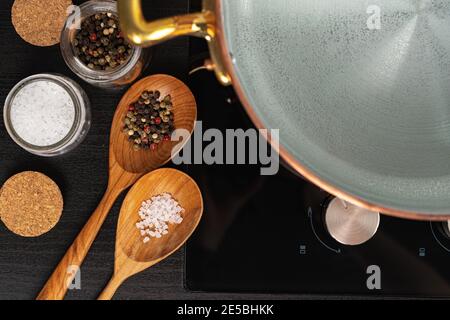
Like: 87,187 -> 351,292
112,74 -> 197,173
98,168 -> 203,300
117,168 -> 203,263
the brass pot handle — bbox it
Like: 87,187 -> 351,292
117,0 -> 215,46
117,0 -> 231,85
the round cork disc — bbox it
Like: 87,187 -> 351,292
0,172 -> 63,237
11,0 -> 72,47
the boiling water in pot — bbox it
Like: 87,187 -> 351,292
222,0 -> 450,214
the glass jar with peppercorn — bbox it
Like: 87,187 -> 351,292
60,0 -> 150,89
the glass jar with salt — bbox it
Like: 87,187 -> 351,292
3,74 -> 91,156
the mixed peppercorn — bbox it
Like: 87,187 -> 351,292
124,90 -> 175,151
73,12 -> 132,71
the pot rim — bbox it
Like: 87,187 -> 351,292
213,0 -> 450,221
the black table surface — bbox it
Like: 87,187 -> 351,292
0,0 -> 302,300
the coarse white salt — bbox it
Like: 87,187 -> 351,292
136,193 -> 185,243
9,80 -> 75,147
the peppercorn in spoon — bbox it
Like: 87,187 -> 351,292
37,74 -> 197,300
97,168 -> 203,300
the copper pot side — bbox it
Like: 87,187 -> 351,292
213,0 -> 450,222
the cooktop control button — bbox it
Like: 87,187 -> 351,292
325,197 -> 380,246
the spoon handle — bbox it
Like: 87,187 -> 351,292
98,274 -> 124,300
36,178 -> 129,300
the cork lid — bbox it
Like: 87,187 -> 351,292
0,171 -> 63,237
11,0 -> 73,47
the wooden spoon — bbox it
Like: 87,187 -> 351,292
37,74 -> 197,300
97,168 -> 203,300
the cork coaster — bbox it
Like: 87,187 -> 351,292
0,172 -> 63,237
11,0 -> 72,47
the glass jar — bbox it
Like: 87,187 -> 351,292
60,0 -> 149,89
3,74 -> 91,157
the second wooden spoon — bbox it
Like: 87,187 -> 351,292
97,168 -> 203,300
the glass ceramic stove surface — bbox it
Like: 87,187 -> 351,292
183,38 -> 450,298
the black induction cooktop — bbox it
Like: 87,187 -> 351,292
183,33 -> 450,298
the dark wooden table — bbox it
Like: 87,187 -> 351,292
0,0 -> 300,300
